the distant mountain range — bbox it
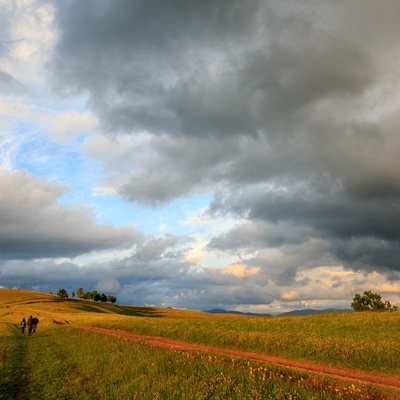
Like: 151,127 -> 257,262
277,308 -> 352,316
204,308 -> 272,316
204,308 -> 352,316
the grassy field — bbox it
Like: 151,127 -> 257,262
1,288 -> 399,399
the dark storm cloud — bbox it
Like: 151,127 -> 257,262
118,135 -> 241,204
0,170 -> 140,260
49,0 -> 400,274
51,0 -> 260,136
208,221 -> 315,251
0,259 -> 86,291
51,0 -> 375,140
136,235 -> 179,261
208,180 -> 400,271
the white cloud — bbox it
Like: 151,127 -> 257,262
0,131 -> 22,170
95,278 -> 121,294
1,0 -> 56,88
0,169 -> 139,259
218,264 -> 260,278
37,110 -> 98,144
92,186 -> 117,197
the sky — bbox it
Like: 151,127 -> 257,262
1,0 -> 400,314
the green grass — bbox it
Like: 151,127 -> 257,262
1,288 -> 399,399
80,309 -> 400,375
0,323 -> 30,399
0,325 -> 387,399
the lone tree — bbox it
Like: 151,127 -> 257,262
351,290 -> 398,311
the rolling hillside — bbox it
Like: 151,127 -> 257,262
1,288 -> 400,399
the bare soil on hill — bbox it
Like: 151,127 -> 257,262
81,325 -> 400,397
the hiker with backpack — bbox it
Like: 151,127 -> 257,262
32,316 -> 39,333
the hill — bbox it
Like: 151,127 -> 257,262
2,288 -> 400,399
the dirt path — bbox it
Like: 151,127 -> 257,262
81,326 -> 400,396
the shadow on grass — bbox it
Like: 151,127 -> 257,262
75,303 -> 108,314
60,299 -> 164,318
109,305 -> 163,318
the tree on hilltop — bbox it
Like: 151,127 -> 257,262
91,290 -> 98,300
57,288 -> 68,299
93,293 -> 101,302
76,287 -> 117,303
351,290 -> 398,311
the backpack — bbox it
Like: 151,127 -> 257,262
21,320 -> 26,327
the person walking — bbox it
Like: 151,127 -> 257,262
32,316 -> 39,333
20,318 -> 26,334
27,315 -> 33,336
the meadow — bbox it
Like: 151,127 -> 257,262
1,288 -> 399,399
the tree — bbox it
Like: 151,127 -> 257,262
75,287 -> 117,303
76,287 -> 85,299
57,288 -> 68,299
71,292 -> 75,298
93,293 -> 101,302
351,291 -> 398,311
